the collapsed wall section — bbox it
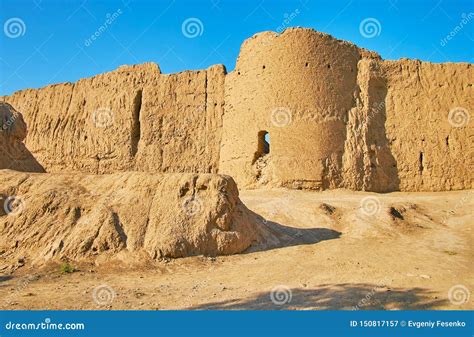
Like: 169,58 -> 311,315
343,58 -> 473,192
0,171 -> 259,266
342,58 -> 400,192
0,102 -> 44,172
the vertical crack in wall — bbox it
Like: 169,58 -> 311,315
131,89 -> 143,157
204,72 -> 209,171
419,152 -> 424,174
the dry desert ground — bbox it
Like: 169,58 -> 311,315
1,188 -> 472,310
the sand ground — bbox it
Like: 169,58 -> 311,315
1,189 -> 472,310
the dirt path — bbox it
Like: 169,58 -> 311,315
1,189 -> 472,310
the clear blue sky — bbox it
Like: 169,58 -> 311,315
0,0 -> 473,96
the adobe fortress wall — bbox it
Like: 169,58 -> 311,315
221,29 -> 473,192
221,29 -> 370,190
380,60 -> 472,191
1,28 -> 472,192
1,63 -> 225,174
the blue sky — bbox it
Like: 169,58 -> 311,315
0,0 -> 473,95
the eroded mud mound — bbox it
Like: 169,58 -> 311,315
0,102 -> 44,172
0,170 -> 260,268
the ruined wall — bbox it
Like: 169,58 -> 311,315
219,28 -> 473,192
381,60 -> 473,191
1,28 -> 472,192
220,29 -> 362,190
342,58 -> 473,192
342,58 -> 401,192
1,63 -> 225,174
0,170 -> 259,264
136,64 -> 225,174
0,102 -> 44,172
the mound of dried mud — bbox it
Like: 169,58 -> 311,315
0,170 -> 260,268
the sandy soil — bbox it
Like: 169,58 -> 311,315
1,189 -> 472,310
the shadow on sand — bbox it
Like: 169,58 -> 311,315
0,275 -> 13,289
0,275 -> 13,283
245,210 -> 341,253
187,283 -> 446,310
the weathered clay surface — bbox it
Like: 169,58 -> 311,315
1,63 -> 225,174
1,28 -> 472,192
0,102 -> 44,172
343,58 -> 473,192
221,28 -> 473,192
380,60 -> 473,191
0,170 -> 259,267
220,29 -> 365,190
